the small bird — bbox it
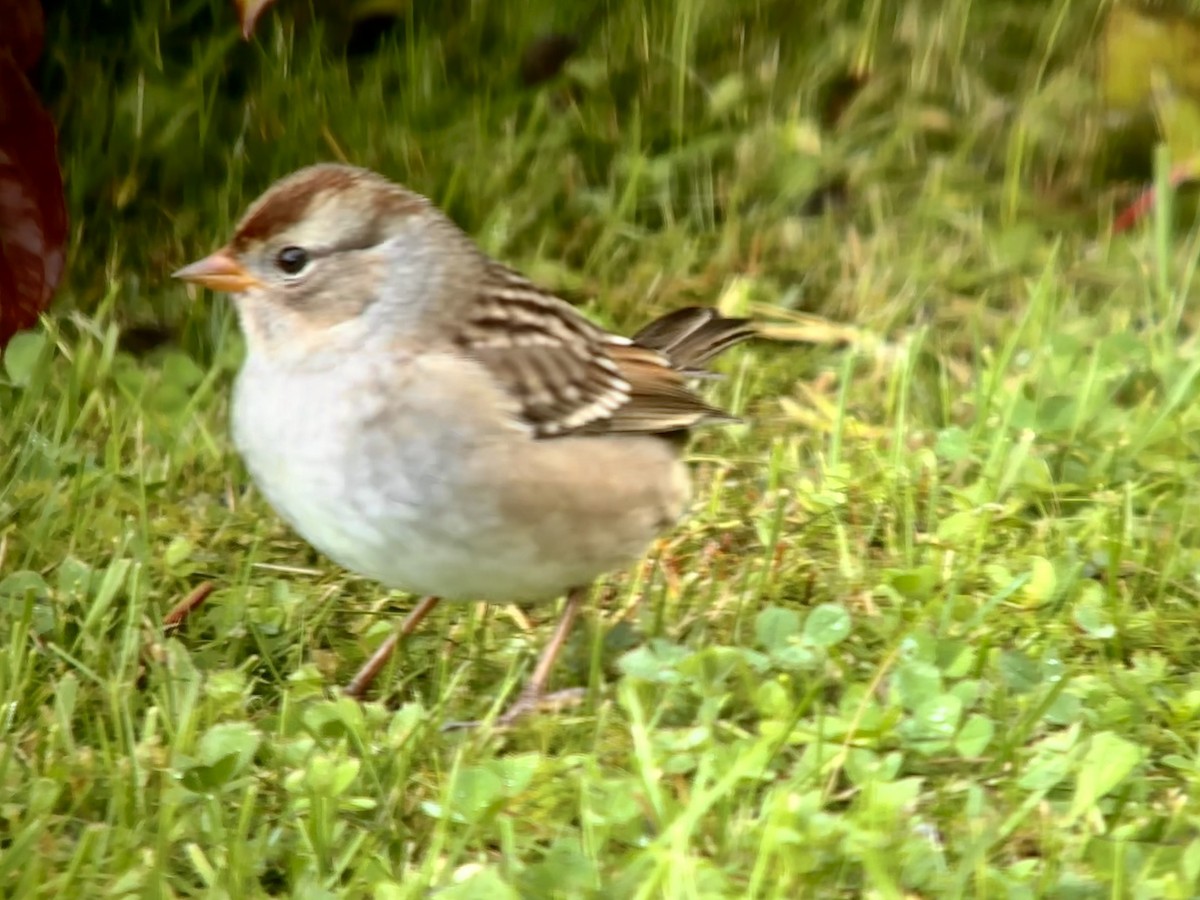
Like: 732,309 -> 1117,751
174,163 -> 761,725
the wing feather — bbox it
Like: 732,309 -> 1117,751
452,264 -> 755,438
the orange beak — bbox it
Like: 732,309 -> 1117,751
173,249 -> 263,293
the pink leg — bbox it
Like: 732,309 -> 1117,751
443,585 -> 589,730
343,595 -> 442,699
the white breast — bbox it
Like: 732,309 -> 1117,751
231,354 -> 407,580
230,349 -> 677,604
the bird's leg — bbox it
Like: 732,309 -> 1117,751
343,595 -> 442,699
497,585 -> 589,722
442,585 -> 589,730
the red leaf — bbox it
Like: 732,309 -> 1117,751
0,51 -> 67,348
0,0 -> 45,72
1111,161 -> 1199,235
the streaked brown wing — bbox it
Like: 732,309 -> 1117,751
453,264 -> 632,437
591,343 -> 739,434
453,264 -> 755,438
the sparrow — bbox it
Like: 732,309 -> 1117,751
174,163 -> 761,726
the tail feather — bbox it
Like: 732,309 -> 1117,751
631,307 -> 759,370
581,306 -> 760,437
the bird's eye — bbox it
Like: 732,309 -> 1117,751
275,246 -> 310,276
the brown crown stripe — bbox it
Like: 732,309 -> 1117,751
230,165 -> 427,251
232,168 -> 363,250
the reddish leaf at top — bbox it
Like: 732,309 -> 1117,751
235,0 -> 278,39
0,0 -> 45,72
1111,161 -> 1200,235
0,49 -> 67,348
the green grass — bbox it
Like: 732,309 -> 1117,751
6,0 -> 1200,895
